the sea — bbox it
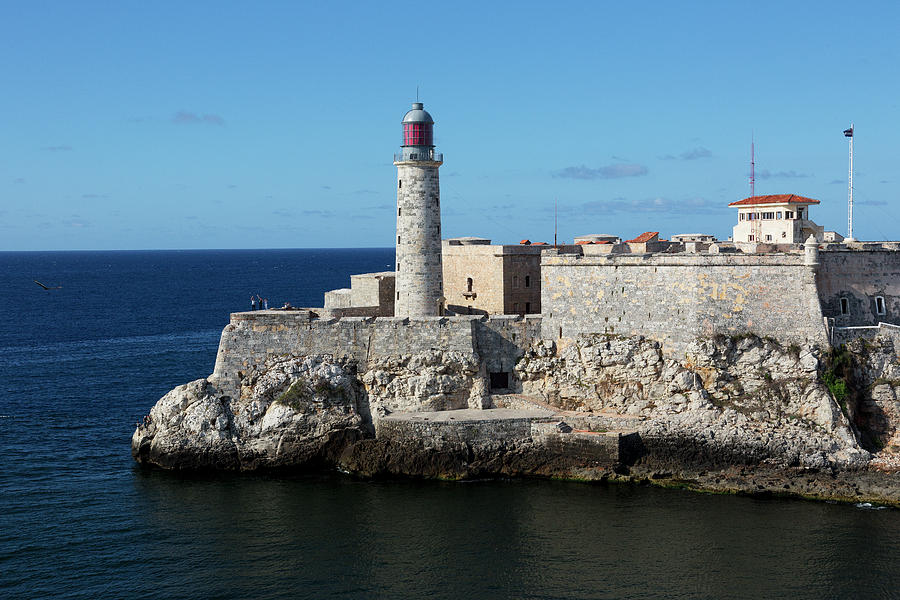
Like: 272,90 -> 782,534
1,248 -> 899,600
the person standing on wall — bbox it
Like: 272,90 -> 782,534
250,295 -> 257,311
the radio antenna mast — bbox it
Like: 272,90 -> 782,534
554,198 -> 558,247
750,135 -> 761,243
750,133 -> 755,198
845,123 -> 855,240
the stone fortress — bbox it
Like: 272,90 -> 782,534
316,102 -> 900,356
134,101 -> 900,502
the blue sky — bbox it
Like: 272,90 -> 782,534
2,1 -> 899,250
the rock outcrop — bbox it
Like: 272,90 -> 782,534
516,334 -> 869,472
133,330 -> 900,503
132,356 -> 365,470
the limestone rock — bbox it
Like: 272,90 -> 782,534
132,356 -> 365,470
514,333 -> 865,469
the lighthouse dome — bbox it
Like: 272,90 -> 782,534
401,102 -> 434,124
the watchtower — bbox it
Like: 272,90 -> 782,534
394,102 -> 444,317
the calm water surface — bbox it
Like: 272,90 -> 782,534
1,249 -> 898,599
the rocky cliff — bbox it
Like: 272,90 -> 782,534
133,331 -> 900,504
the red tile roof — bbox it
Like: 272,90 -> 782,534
519,239 -> 531,245
575,240 -> 591,245
626,231 -> 659,243
728,194 -> 820,207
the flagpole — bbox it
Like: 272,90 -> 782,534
848,122 -> 854,241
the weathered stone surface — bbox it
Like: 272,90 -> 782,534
132,356 -> 365,470
540,252 -> 830,352
515,334 -> 869,470
362,350 -> 483,412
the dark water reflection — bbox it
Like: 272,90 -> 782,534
117,473 -> 900,600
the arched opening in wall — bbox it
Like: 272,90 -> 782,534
467,277 -> 473,292
840,298 -> 850,315
876,296 -> 886,316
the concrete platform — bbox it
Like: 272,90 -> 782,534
382,407 -> 556,423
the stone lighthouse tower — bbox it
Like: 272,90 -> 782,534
394,102 -> 444,317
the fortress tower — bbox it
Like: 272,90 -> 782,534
394,102 -> 444,317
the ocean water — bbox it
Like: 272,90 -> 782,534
1,249 -> 899,600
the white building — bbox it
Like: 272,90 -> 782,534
729,194 -> 824,244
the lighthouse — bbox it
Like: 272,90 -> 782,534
394,102 -> 444,317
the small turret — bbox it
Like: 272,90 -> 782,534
804,234 -> 819,267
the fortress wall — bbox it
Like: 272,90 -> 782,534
817,250 -> 900,327
540,253 -> 829,354
209,311 -> 545,397
211,312 -> 480,394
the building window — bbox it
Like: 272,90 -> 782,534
748,235 -> 754,242
466,277 -> 473,292
513,275 -> 519,288
798,208 -> 804,219
777,212 -> 782,219
786,211 -> 794,219
398,207 -> 401,216
740,213 -> 745,221
397,263 -> 400,270
398,180 -> 402,189
876,296 -> 886,315
525,302 -> 531,313
765,234 -> 772,242
525,275 -> 531,288
397,235 -> 401,244
397,292 -> 400,300
513,302 -> 519,312
840,298 -> 849,315
782,231 -> 787,238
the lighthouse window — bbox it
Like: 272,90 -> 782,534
398,180 -> 402,189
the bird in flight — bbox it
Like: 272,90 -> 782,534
34,280 -> 62,290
